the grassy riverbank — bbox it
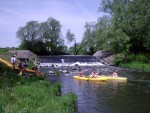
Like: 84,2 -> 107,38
113,54 -> 150,72
120,61 -> 150,72
0,63 -> 77,113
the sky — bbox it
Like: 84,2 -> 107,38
0,0 -> 105,48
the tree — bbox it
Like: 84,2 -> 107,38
17,21 -> 40,53
99,0 -> 150,54
17,17 -> 67,55
66,29 -> 75,43
66,29 -> 77,55
80,22 -> 97,55
39,17 -> 63,55
119,0 -> 150,53
17,21 -> 40,42
66,28 -> 91,55
99,0 -> 131,15
94,15 -> 111,51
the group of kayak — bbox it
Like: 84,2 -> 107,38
74,68 -> 127,81
77,68 -> 118,78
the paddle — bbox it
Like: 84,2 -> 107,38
86,75 -> 93,81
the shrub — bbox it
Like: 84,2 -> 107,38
126,54 -> 135,62
112,54 -> 125,65
135,54 -> 149,63
113,53 -> 150,66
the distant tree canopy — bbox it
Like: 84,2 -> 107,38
17,17 -> 68,55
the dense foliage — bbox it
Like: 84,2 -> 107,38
80,0 -> 150,55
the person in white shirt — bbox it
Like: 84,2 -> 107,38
11,55 -> 17,69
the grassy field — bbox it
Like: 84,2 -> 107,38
0,63 -> 77,113
0,48 -> 9,54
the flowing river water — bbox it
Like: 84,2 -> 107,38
41,65 -> 150,113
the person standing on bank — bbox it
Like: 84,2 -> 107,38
11,55 -> 17,69
18,61 -> 24,75
24,59 -> 28,69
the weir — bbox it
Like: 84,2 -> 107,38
38,55 -> 104,66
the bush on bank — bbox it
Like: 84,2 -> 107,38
0,63 -> 77,113
113,53 -> 150,72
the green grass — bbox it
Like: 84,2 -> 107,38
112,53 -> 150,72
120,61 -> 150,72
0,63 -> 77,113
0,76 -> 77,113
0,81 -> 76,113
0,48 -> 9,54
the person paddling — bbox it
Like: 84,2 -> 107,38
111,70 -> 118,77
77,68 -> 84,77
89,69 -> 99,78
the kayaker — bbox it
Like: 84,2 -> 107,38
111,70 -> 118,77
77,68 -> 84,77
89,71 -> 98,78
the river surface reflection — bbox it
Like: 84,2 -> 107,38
43,65 -> 150,113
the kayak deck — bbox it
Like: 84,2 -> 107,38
99,76 -> 127,80
73,76 -> 107,81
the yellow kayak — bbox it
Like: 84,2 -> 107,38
73,76 -> 107,81
99,76 -> 127,80
0,58 -> 44,76
73,75 -> 127,81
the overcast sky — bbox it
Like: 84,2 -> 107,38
0,0 -> 105,48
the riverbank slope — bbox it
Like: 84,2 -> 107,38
102,53 -> 150,72
0,62 -> 77,113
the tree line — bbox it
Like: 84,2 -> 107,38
17,0 -> 150,56
81,0 -> 150,55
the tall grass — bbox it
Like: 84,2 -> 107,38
0,63 -> 77,113
113,53 -> 150,72
120,61 -> 150,72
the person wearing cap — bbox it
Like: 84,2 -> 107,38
11,55 -> 17,69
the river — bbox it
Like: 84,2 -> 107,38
42,65 -> 150,113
